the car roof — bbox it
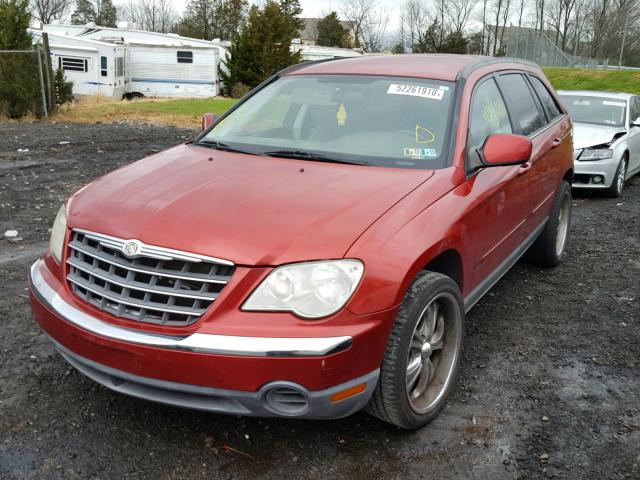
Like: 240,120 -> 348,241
284,54 -> 538,82
557,90 -> 634,100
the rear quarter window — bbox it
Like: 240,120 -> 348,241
529,76 -> 562,121
497,73 -> 546,135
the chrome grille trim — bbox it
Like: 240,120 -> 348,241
74,229 -> 235,265
66,229 -> 235,326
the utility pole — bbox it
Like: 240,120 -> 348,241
618,11 -> 628,69
42,32 -> 57,113
35,45 -> 48,118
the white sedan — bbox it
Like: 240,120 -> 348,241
558,90 -> 640,197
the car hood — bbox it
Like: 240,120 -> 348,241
68,144 -> 434,265
573,122 -> 626,150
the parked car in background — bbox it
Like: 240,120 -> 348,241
30,55 -> 573,429
558,90 -> 640,197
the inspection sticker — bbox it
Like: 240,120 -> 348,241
603,100 -> 626,107
404,147 -> 437,158
387,84 -> 444,100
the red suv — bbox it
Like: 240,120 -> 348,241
29,55 -> 573,429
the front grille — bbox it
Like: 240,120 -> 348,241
66,230 -> 235,326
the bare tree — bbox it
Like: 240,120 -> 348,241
30,0 -> 71,23
340,0 -> 387,50
446,0 -> 478,34
121,0 -> 177,33
400,0 -> 430,51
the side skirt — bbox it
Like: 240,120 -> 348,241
463,218 -> 548,313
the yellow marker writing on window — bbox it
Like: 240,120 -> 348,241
337,103 -> 347,126
415,124 -> 435,144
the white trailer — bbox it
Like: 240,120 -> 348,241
292,44 -> 363,61
34,23 -> 229,98
30,29 -> 127,99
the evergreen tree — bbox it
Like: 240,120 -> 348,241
0,0 -> 41,118
278,0 -> 304,36
221,0 -> 301,95
70,0 -> 96,24
178,0 -> 248,40
96,0 -> 117,27
316,12 -> 351,48
71,0 -> 117,27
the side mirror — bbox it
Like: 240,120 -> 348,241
480,133 -> 532,167
201,113 -> 219,131
630,116 -> 640,127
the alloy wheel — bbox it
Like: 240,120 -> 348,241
405,292 -> 462,414
555,193 -> 571,257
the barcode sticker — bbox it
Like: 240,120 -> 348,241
387,84 -> 444,100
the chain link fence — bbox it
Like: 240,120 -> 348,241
502,26 -> 602,68
0,46 -> 49,119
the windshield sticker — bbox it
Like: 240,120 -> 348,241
415,124 -> 435,144
603,100 -> 626,107
404,147 -> 437,159
387,84 -> 444,100
337,103 -> 347,126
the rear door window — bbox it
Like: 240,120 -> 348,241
498,73 -> 546,135
529,76 -> 562,121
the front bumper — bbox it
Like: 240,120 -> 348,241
29,259 -> 387,419
572,155 -> 620,189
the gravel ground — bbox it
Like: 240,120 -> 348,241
0,123 -> 638,480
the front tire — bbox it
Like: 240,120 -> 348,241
606,156 -> 627,198
526,180 -> 571,267
366,272 -> 464,429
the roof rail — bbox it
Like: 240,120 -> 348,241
457,56 -> 540,81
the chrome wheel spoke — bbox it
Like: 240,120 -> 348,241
430,339 -> 444,351
410,337 -> 423,351
430,316 -> 445,345
411,358 -> 432,398
406,355 -> 422,391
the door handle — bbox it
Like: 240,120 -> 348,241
551,138 -> 562,148
518,161 -> 532,175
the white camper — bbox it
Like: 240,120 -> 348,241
30,30 -> 127,99
33,23 -> 229,99
292,43 -> 363,61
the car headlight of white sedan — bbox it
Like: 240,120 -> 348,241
243,260 -> 364,318
578,148 -> 613,161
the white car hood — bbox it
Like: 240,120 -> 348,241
573,122 -> 626,150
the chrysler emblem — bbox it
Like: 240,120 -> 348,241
122,240 -> 141,256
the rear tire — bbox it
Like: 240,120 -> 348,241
366,272 -> 464,429
526,180 -> 571,267
605,155 -> 627,198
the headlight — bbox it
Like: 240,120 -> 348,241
49,205 -> 67,262
242,260 -> 364,319
578,148 -> 613,161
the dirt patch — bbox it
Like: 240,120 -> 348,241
1,122 -> 639,479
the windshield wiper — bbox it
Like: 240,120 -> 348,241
263,149 -> 368,165
196,140 -> 259,156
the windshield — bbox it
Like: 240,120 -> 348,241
199,75 -> 456,169
560,95 -> 627,128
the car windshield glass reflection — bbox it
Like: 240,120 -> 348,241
199,75 -> 455,169
560,95 -> 627,127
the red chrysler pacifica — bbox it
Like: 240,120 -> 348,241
29,55 -> 573,429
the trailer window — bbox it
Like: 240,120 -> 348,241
100,56 -> 107,77
116,57 -> 124,77
177,51 -> 193,63
61,57 -> 88,72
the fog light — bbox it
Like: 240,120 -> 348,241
592,175 -> 604,184
264,386 -> 309,415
